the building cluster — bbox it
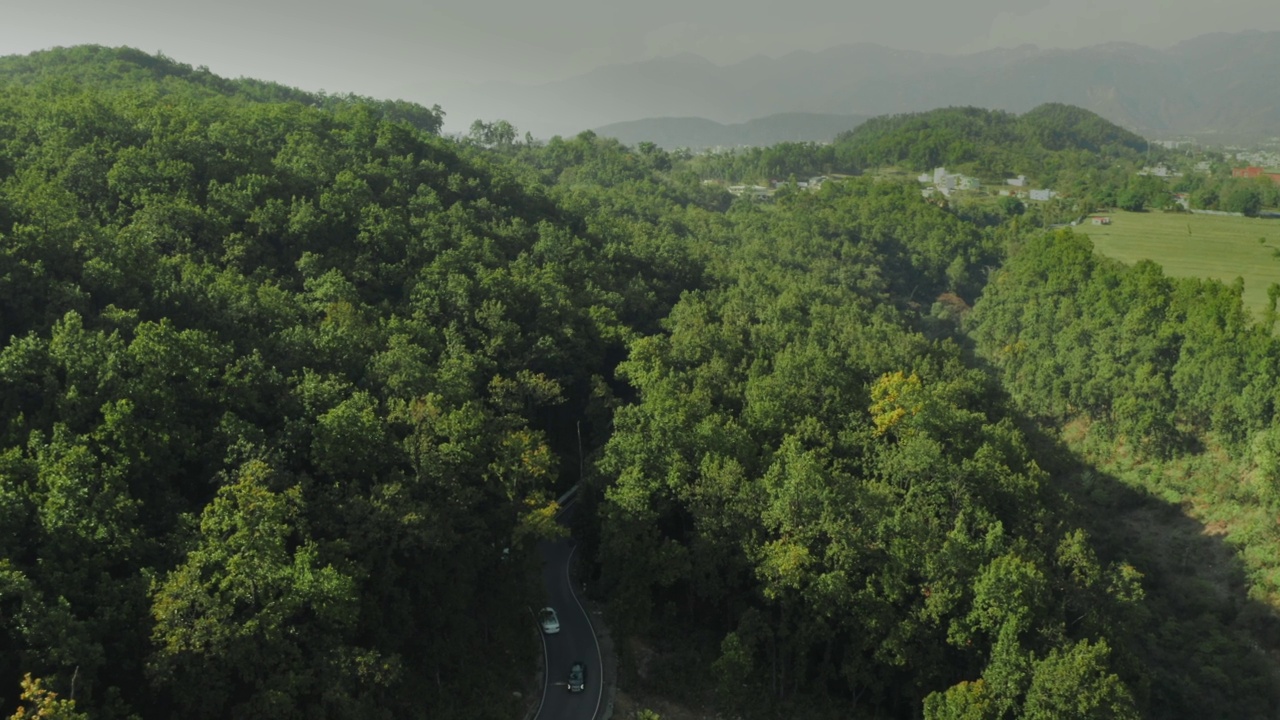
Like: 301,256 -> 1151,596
726,184 -> 769,199
1231,149 -> 1280,168
917,167 -> 980,197
1232,166 -> 1280,185
772,176 -> 829,191
918,168 -> 1058,201
725,176 -> 830,199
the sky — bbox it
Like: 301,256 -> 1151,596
2,0 -> 1278,131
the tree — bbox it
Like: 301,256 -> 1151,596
1115,187 -> 1145,212
924,679 -> 997,720
1023,640 -> 1139,720
468,119 -> 519,149
1191,183 -> 1220,210
1222,184 -> 1262,216
7,674 -> 88,720
997,196 -> 1025,218
148,461 -> 363,718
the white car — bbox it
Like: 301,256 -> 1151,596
539,607 -> 561,635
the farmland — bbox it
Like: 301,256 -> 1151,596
1080,210 -> 1280,319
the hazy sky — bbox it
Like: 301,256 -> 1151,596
2,0 -> 1278,128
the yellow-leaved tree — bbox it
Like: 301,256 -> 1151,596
8,674 -> 87,720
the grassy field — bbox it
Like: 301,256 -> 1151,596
1079,210 -> 1280,320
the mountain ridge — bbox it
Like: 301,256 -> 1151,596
444,31 -> 1280,142
593,112 -> 871,150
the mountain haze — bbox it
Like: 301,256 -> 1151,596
592,112 -> 870,150
449,31 -> 1280,143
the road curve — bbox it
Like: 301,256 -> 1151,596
534,535 -> 603,720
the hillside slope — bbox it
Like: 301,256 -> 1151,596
0,44 -> 445,134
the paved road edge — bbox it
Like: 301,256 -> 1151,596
571,554 -> 617,720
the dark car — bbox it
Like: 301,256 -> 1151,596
567,661 -> 586,693
539,607 -> 561,635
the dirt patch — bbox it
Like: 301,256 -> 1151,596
612,688 -> 721,720
614,637 -> 723,720
629,637 -> 658,682
1203,519 -> 1230,537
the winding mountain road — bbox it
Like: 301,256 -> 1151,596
534,531 -> 603,720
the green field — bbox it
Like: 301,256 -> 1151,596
1079,210 -> 1280,320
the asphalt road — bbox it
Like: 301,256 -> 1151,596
533,535 -> 603,720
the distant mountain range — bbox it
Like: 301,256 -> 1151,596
447,31 -> 1280,145
592,113 -> 870,150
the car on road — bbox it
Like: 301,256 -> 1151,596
567,661 -> 586,693
539,607 -> 560,635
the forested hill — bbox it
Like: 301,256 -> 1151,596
593,112 -> 870,150
0,47 -> 705,719
834,103 -> 1148,174
0,45 -> 445,133
2,46 -> 1280,720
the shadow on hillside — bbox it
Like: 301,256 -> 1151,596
1019,418 -> 1280,719
930,313 -> 1280,718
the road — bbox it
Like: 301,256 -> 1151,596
533,534 -> 603,720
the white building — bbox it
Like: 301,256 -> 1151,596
1006,175 -> 1027,187
1029,189 -> 1058,201
923,167 -> 980,194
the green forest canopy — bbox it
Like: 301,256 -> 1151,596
1,46 -> 1279,720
